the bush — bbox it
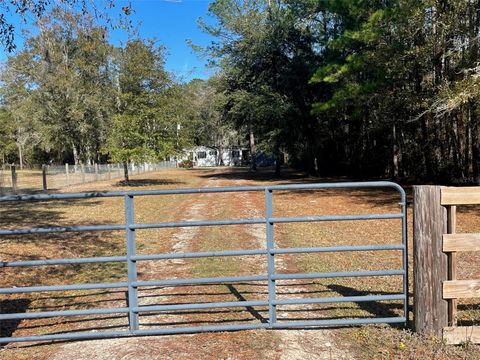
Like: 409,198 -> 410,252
179,159 -> 194,168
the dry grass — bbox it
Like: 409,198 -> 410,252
0,167 -> 479,359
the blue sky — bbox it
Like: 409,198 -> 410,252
113,0 -> 217,81
0,0 -> 217,81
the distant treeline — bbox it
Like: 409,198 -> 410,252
1,1 -> 479,184
202,0 -> 480,183
0,8 -> 233,170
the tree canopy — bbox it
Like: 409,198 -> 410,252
1,0 -> 480,184
200,0 -> 480,183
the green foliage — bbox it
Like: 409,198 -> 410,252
104,39 -> 176,165
0,8 -> 192,168
201,0 -> 480,182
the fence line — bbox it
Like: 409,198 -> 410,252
0,161 -> 177,195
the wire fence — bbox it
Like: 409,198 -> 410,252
0,162 -> 177,195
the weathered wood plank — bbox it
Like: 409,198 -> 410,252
413,186 -> 448,336
441,187 -> 480,205
443,326 -> 480,345
443,233 -> 480,252
443,280 -> 480,299
446,206 -> 457,326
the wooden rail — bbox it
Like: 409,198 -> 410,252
414,186 -> 480,345
443,233 -> 480,252
441,187 -> 480,344
442,187 -> 480,205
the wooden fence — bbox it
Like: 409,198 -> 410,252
414,186 -> 480,344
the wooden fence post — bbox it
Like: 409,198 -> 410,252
65,163 -> 69,186
94,163 -> 99,181
42,165 -> 47,191
11,165 -> 17,193
413,185 -> 448,336
81,164 -> 85,183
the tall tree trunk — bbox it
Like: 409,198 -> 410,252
451,113 -> 462,179
421,115 -> 435,178
123,162 -> 129,184
17,143 -> 23,170
392,123 -> 399,179
470,101 -> 480,184
465,112 -> 471,179
249,127 -> 257,171
274,144 -> 281,177
73,145 -> 80,166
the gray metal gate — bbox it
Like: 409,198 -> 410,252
0,181 -> 407,343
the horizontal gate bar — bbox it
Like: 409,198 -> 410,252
0,213 -> 402,236
0,224 -> 124,235
131,218 -> 265,229
0,246 -> 404,268
129,214 -> 402,231
0,213 -> 403,235
0,246 -> 403,268
133,275 -> 268,288
135,295 -> 406,314
0,276 -> 267,295
272,244 -> 404,254
0,181 -> 405,203
1,255 -> 127,267
0,316 -> 407,344
268,181 -> 405,193
0,270 -> 403,294
0,307 -> 130,321
0,281 -> 128,294
273,294 -> 406,306
0,295 -> 406,321
0,250 -> 268,268
132,249 -> 267,261
273,269 -> 405,281
269,213 -> 403,223
0,330 -> 133,344
271,317 -> 407,328
134,300 -> 269,313
0,213 -> 403,236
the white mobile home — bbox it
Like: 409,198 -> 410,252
182,146 -> 249,167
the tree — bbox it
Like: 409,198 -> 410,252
1,8 -> 115,165
0,0 -> 131,52
104,39 -> 175,182
181,78 -> 239,160
0,56 -> 41,168
202,0 -> 480,182
201,0 -> 323,175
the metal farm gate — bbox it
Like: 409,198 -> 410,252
0,182 -> 408,343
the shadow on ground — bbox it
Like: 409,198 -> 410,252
0,299 -> 31,346
116,179 -> 184,187
327,284 -> 402,319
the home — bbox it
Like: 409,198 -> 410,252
182,146 -> 249,167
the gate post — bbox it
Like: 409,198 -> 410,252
413,186 -> 448,336
42,165 -> 47,191
265,189 -> 277,326
65,163 -> 69,186
11,165 -> 17,193
125,195 -> 139,331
